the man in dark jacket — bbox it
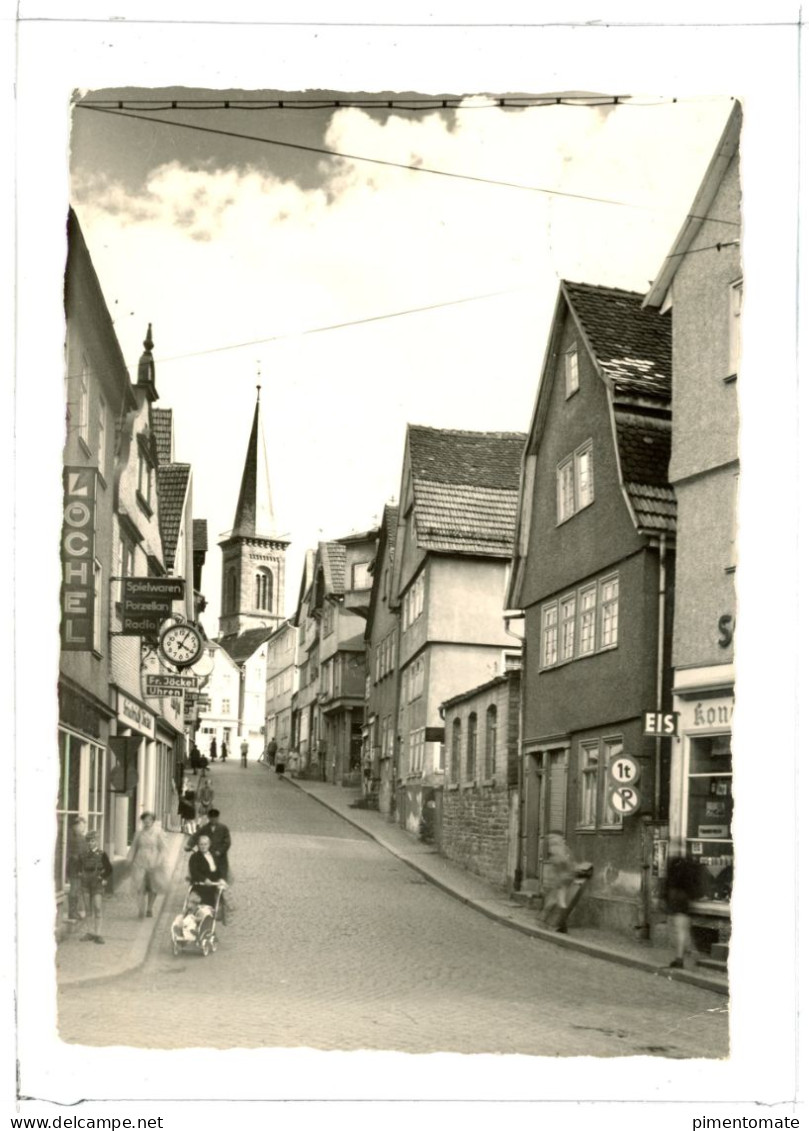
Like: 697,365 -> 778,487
663,841 -> 704,968
186,808 -> 231,879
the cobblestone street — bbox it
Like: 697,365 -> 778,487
58,764 -> 729,1057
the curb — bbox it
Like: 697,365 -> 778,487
57,832 -> 189,989
285,778 -> 728,997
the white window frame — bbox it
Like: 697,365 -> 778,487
560,593 -> 576,661
565,344 -> 580,398
599,575 -> 619,650
577,742 -> 600,829
541,603 -> 558,668
557,439 -> 594,523
578,584 -> 597,656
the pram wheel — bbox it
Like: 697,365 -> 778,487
201,937 -> 211,957
209,936 -> 218,953
171,939 -> 180,956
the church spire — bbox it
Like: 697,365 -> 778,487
231,384 -> 276,539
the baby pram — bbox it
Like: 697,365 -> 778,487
170,884 -> 222,957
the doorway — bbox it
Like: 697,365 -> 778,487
524,745 -> 569,889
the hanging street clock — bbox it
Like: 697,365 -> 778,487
158,620 -> 204,669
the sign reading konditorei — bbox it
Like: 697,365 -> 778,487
116,690 -> 155,738
61,467 -> 97,650
145,673 -> 199,697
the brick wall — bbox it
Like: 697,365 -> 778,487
441,782 -> 511,888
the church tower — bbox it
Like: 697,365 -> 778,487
218,387 -> 289,640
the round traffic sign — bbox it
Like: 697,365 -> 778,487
609,785 -> 641,816
608,754 -> 640,787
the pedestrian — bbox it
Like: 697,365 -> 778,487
127,811 -> 170,919
240,737 -> 249,768
540,833 -> 575,932
78,829 -> 112,944
197,776 -> 214,818
221,741 -> 228,762
266,738 -> 277,767
663,839 -> 703,968
178,789 -> 197,834
209,737 -> 218,763
65,815 -> 87,923
187,808 -> 231,880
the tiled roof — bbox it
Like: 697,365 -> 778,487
409,425 -> 526,489
193,519 -> 208,553
218,626 -> 274,664
564,281 -> 672,400
414,481 -> 520,557
152,408 -> 173,466
408,426 -> 525,556
320,542 -> 347,597
156,463 -> 190,572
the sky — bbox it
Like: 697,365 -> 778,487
69,89 -> 735,635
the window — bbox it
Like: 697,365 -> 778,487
137,447 -> 152,509
541,604 -> 558,667
565,345 -> 579,397
403,573 -> 425,629
578,744 -> 599,828
578,585 -> 597,656
728,279 -> 743,378
226,569 -> 238,613
599,576 -> 619,649
466,713 -> 478,780
484,706 -> 497,777
686,734 -> 733,903
539,573 -> 619,669
351,562 -> 372,590
78,358 -> 90,445
560,595 -> 576,661
601,739 -> 623,827
97,396 -> 107,477
451,719 -> 461,782
557,440 -> 594,523
576,736 -> 623,830
93,560 -> 102,653
406,658 -> 424,702
222,699 -> 231,714
255,569 -> 273,610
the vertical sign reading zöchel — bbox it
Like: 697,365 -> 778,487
61,467 -> 97,650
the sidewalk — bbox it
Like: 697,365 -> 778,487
55,830 -> 188,988
282,775 -> 729,997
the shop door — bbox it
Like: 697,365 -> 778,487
525,747 -> 568,887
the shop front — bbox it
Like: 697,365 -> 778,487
56,678 -> 115,893
670,671 -> 734,955
109,687 -> 155,857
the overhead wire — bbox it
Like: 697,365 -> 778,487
76,102 -> 740,224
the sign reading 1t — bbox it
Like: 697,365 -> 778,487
643,711 -> 679,737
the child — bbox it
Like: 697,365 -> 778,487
79,829 -> 112,944
172,890 -> 212,941
178,789 -> 197,834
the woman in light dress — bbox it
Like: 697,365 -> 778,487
127,811 -> 169,918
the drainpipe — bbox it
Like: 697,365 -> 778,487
654,534 -> 667,822
503,611 -> 525,892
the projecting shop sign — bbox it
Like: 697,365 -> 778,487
145,673 -> 199,697
61,467 -> 97,650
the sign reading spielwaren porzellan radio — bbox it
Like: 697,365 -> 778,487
119,577 -> 185,636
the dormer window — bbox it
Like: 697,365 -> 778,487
565,345 -> 580,398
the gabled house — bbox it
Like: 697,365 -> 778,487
392,425 -> 526,837
363,502 -> 400,811
289,550 -> 320,777
313,530 -> 378,786
264,619 -> 300,768
643,102 -> 741,956
507,281 -> 675,934
58,207 -> 137,892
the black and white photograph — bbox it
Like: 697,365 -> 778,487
10,4 -> 802,1128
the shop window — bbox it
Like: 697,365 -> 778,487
686,734 -> 733,903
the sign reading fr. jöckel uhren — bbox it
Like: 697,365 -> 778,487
145,673 -> 199,697
61,468 -> 97,650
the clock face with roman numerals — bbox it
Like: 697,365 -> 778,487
158,622 -> 203,668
